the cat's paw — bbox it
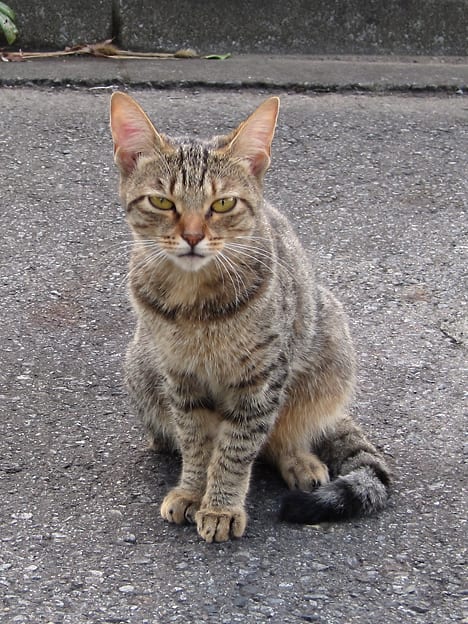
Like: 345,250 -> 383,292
279,451 -> 330,491
160,488 -> 201,525
195,507 -> 247,543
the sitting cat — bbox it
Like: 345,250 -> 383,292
109,93 -> 391,543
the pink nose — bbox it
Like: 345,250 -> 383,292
182,232 -> 204,248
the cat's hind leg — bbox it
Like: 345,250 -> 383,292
263,392 -> 341,491
265,286 -> 357,495
125,342 -> 179,452
279,415 -> 391,523
276,449 -> 329,490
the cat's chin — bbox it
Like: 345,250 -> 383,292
170,254 -> 213,273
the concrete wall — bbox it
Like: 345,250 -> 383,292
7,0 -> 468,55
11,0 -> 113,50
118,0 -> 468,56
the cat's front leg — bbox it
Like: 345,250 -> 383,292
196,391 -> 279,543
160,488 -> 201,525
160,408 -> 217,526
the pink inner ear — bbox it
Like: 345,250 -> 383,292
112,116 -> 150,174
113,118 -> 146,174
114,122 -> 142,154
115,146 -> 140,174
248,149 -> 270,177
231,129 -> 272,177
111,94 -> 160,164
114,116 -> 152,154
228,98 -> 279,177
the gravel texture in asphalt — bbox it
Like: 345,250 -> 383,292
0,87 -> 466,624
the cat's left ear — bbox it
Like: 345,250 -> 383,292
226,97 -> 280,178
110,91 -> 166,175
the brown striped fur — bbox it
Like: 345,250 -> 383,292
110,93 -> 391,542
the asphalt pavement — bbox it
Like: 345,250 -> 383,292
0,62 -> 467,624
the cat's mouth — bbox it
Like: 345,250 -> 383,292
179,251 -> 205,258
171,250 -> 213,273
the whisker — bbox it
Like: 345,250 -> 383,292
218,251 -> 248,302
102,238 -> 162,249
213,256 -> 226,292
230,236 -> 304,275
100,239 -> 165,278
230,237 -> 299,274
224,242 -> 295,284
215,252 -> 241,304
234,235 -> 271,243
119,248 -> 167,290
228,241 -> 297,278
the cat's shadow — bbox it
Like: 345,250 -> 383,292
136,447 -> 286,522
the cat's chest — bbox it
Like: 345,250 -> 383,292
155,317 -> 253,381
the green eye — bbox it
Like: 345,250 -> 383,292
148,196 -> 175,211
211,197 -> 237,213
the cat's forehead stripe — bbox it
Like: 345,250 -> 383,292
175,143 -> 211,189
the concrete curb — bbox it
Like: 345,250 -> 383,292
1,56 -> 467,92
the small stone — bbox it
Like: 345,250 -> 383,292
108,509 -> 124,518
12,512 -> 33,520
310,562 -> 329,571
119,584 -> 135,594
239,583 -> 259,596
233,596 -> 249,608
123,533 -> 137,544
408,603 -> 430,614
86,570 -> 104,584
2,464 -> 23,474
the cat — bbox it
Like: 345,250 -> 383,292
109,92 -> 391,543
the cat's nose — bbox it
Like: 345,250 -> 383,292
182,232 -> 204,248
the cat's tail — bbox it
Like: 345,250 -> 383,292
279,416 -> 391,524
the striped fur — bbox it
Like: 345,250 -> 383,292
110,93 -> 391,542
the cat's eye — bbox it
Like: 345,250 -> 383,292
148,196 -> 175,211
211,197 -> 237,214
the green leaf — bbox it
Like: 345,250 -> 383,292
203,53 -> 231,60
1,16 -> 18,45
0,2 -> 16,21
0,13 -> 18,44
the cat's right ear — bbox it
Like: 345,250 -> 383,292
110,92 -> 165,176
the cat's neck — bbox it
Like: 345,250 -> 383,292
129,246 -> 272,322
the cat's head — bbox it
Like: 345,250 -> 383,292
110,93 -> 279,273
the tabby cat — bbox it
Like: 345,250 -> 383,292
109,93 -> 391,543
